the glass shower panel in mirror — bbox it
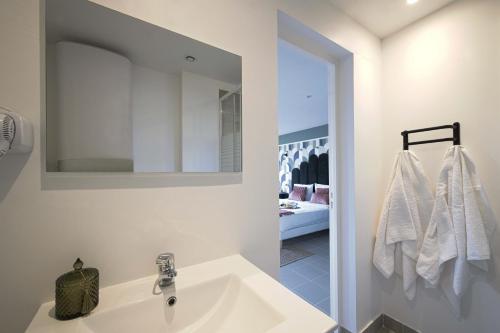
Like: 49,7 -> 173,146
45,0 -> 242,173
220,90 -> 242,172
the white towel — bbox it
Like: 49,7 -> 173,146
416,146 -> 496,316
373,151 -> 434,300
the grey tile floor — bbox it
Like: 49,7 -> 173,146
377,329 -> 396,333
279,230 -> 330,316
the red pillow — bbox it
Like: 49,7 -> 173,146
311,187 -> 329,205
289,186 -> 307,201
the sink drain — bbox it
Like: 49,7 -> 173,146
167,296 -> 177,306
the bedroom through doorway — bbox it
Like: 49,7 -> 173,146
277,37 -> 333,317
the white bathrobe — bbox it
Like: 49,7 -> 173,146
373,151 -> 434,300
416,146 -> 496,316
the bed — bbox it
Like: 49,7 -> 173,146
280,199 -> 329,240
278,151 -> 330,241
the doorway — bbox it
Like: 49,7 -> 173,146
277,11 -> 355,329
277,37 -> 334,316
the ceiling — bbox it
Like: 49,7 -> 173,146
278,39 -> 329,135
45,0 -> 241,84
329,0 -> 457,38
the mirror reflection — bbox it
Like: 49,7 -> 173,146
45,0 -> 242,173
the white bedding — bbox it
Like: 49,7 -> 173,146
280,199 -> 329,240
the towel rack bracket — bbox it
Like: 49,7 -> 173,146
402,122 -> 460,150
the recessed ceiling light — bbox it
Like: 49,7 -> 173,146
184,55 -> 197,63
406,0 -> 419,5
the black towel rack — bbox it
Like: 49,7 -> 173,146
401,122 -> 460,150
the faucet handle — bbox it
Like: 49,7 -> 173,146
156,253 -> 175,266
156,253 -> 177,280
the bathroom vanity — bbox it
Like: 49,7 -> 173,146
26,255 -> 337,333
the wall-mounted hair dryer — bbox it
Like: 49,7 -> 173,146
0,106 -> 33,160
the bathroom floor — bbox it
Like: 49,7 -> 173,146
279,230 -> 330,316
377,329 -> 396,333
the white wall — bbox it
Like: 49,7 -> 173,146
278,39 -> 329,135
55,41 -> 133,166
132,65 -> 181,172
181,71 -> 234,172
380,1 -> 500,332
0,0 -> 382,331
47,41 -> 133,171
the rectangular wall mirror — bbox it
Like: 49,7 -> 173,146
44,0 -> 242,173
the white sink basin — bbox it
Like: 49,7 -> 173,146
84,275 -> 284,333
27,255 -> 337,333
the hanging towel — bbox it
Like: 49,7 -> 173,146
373,151 -> 434,300
416,146 -> 496,316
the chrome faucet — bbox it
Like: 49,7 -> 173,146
156,253 -> 177,289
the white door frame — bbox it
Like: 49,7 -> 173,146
326,61 -> 339,323
278,11 -> 356,331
